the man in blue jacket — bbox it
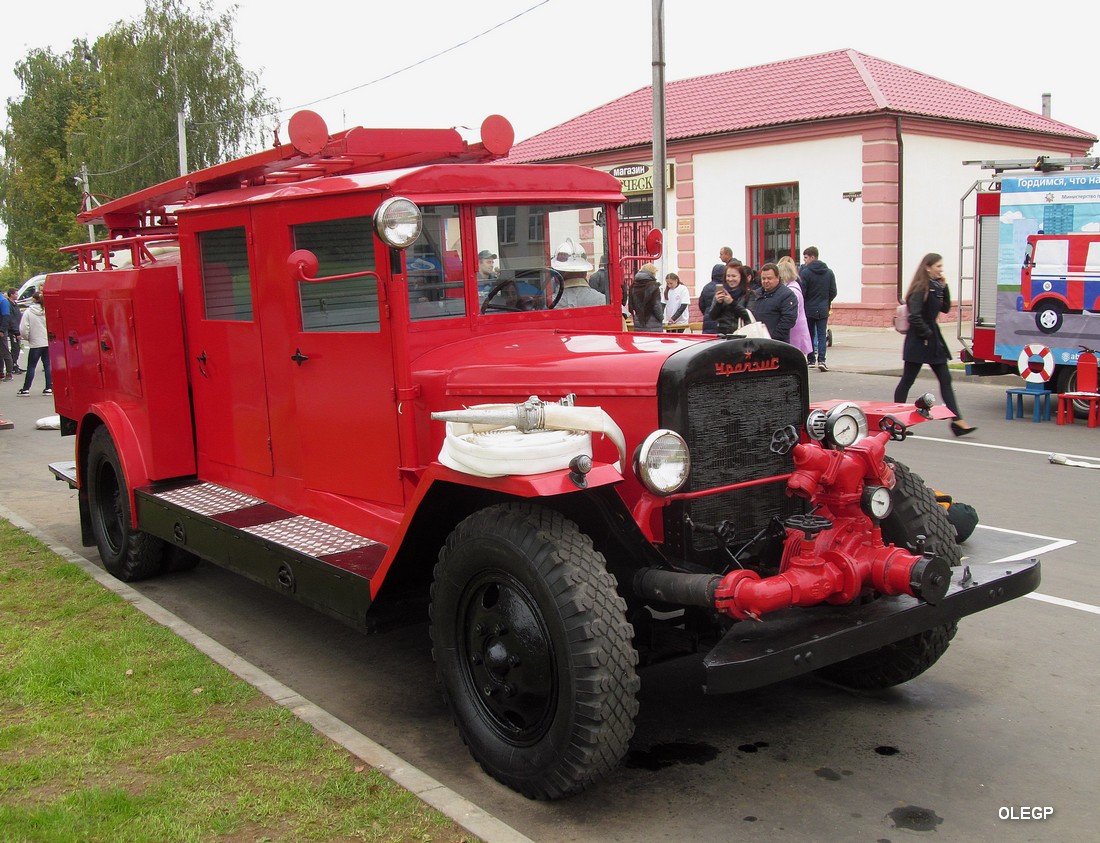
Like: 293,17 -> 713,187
749,263 -> 798,343
0,290 -> 13,380
799,246 -> 837,370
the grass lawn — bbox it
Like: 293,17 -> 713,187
0,519 -> 479,843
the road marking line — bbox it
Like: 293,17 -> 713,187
1026,593 -> 1100,615
910,434 -> 1100,461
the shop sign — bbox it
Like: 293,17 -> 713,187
609,162 -> 675,196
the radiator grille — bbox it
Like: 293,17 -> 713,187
683,373 -> 804,552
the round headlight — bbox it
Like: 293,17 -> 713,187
374,197 -> 422,249
824,402 -> 869,449
634,430 -> 690,495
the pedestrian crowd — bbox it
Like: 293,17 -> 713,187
0,286 -> 52,396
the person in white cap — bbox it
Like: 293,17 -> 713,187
551,239 -> 604,309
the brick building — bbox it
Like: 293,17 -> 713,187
504,49 -> 1095,326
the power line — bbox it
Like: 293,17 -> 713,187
189,0 -> 551,127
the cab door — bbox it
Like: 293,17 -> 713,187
183,213 -> 273,476
254,199 -> 403,505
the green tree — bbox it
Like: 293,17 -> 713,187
0,43 -> 97,276
83,0 -> 275,200
0,0 -> 275,274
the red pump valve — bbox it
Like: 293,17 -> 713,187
712,434 -> 951,621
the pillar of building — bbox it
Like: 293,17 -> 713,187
839,128 -> 900,327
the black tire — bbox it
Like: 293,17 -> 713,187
879,458 -> 961,567
430,503 -> 639,799
815,458 -> 959,690
1034,302 -> 1063,334
813,624 -> 956,691
87,426 -> 166,581
1055,366 -> 1089,420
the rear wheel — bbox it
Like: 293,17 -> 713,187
815,458 -> 959,689
87,426 -> 165,581
430,503 -> 639,799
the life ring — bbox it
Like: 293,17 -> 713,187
1017,344 -> 1054,384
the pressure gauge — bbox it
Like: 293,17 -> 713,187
823,402 -> 869,449
862,485 -> 893,520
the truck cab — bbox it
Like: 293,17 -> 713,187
45,112 -> 1038,800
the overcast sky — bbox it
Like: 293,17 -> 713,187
2,0 -> 1096,266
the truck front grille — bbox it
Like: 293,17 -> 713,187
657,341 -> 810,565
682,373 -> 804,552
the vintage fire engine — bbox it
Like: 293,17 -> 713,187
44,112 -> 1038,800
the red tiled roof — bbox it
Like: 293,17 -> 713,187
505,49 -> 1094,163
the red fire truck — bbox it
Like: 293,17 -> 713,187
45,112 -> 1038,799
959,157 -> 1100,398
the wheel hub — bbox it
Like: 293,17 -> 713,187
461,576 -> 556,741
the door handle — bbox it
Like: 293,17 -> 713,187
196,350 -> 208,378
291,348 -> 309,366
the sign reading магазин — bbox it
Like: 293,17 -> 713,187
608,163 -> 675,196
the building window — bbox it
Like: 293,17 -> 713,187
749,183 -> 800,267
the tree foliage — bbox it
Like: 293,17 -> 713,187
0,44 -> 98,275
0,0 -> 275,275
83,0 -> 274,200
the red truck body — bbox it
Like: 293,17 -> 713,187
44,112 -> 1038,799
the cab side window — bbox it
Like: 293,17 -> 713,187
293,216 -> 379,332
200,227 -> 253,321
407,205 -> 465,321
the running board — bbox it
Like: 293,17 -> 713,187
135,480 -> 386,630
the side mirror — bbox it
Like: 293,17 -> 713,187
288,249 -> 320,282
288,249 -> 379,284
645,228 -> 663,258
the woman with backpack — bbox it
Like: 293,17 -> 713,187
892,253 -> 975,436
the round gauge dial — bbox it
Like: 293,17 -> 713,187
862,485 -> 893,520
824,403 -> 869,449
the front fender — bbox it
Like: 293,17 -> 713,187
77,403 -> 153,529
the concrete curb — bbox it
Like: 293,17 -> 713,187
0,504 -> 535,843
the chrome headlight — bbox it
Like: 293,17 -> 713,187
634,430 -> 690,495
374,197 -> 422,249
823,402 -> 869,449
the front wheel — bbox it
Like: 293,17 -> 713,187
430,503 -> 639,799
87,426 -> 166,581
1034,302 -> 1064,334
815,458 -> 959,689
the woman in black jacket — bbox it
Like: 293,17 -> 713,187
709,262 -> 753,334
629,267 -> 665,332
893,253 -> 976,436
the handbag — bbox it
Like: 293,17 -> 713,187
735,312 -> 770,339
893,302 -> 909,333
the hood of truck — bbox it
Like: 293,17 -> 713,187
414,329 -> 708,400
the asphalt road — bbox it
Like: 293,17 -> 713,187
2,369 -> 1097,842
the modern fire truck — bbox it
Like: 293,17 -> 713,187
44,111 -> 1038,800
959,157 -> 1100,399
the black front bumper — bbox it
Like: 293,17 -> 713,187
702,559 -> 1040,694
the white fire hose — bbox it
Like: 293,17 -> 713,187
432,396 -> 626,478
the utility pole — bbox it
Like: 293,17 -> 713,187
651,0 -> 667,274
80,163 -> 95,243
177,110 -> 189,176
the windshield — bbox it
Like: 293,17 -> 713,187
475,203 -> 610,314
405,202 -> 611,320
